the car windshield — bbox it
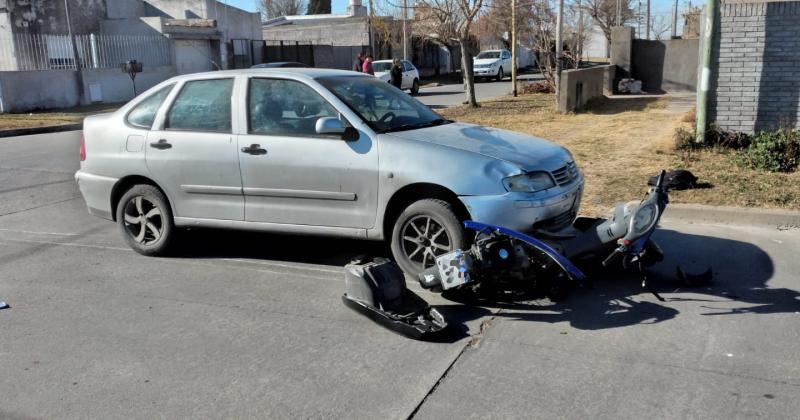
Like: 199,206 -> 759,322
373,62 -> 392,72
476,51 -> 500,59
317,76 -> 452,133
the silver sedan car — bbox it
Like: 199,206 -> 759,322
75,68 -> 583,274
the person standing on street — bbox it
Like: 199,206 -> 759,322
352,52 -> 363,72
390,58 -> 403,89
362,54 -> 374,75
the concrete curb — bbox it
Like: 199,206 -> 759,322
662,203 -> 800,228
0,123 -> 82,138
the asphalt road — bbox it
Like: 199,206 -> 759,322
415,74 -> 543,108
1,131 -> 799,419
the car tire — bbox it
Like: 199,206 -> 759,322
116,184 -> 175,257
496,67 -> 504,82
390,199 -> 466,275
411,78 -> 419,95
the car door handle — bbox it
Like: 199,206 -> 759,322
149,139 -> 172,150
241,144 -> 267,155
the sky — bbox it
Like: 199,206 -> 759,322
225,0 -> 686,21
225,0 -> 351,14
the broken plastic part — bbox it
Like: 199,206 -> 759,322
342,257 -> 448,340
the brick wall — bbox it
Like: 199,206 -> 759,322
709,1 -> 800,133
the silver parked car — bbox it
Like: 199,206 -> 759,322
75,69 -> 583,274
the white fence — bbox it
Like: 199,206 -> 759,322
0,34 -> 172,71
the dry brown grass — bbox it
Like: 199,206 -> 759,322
440,94 -> 800,216
0,103 -> 121,130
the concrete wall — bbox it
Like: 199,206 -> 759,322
0,65 -> 176,112
632,38 -> 699,93
610,26 -> 634,78
708,0 -> 800,133
1,0 -> 106,35
558,64 -> 615,113
107,0 -> 146,19
0,69 -> 80,112
263,19 -> 371,46
82,65 -> 176,103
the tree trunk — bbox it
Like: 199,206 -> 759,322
459,40 -> 478,107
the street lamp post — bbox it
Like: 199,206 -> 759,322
64,0 -> 86,104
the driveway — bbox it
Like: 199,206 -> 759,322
1,131 -> 798,419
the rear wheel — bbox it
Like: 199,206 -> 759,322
390,199 -> 466,275
411,78 -> 420,95
116,184 -> 175,256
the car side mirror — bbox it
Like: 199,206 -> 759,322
315,117 -> 359,141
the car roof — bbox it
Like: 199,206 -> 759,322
166,68 -> 369,82
373,59 -> 409,63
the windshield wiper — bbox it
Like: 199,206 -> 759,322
383,118 -> 453,133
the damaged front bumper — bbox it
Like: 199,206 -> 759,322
459,182 -> 583,234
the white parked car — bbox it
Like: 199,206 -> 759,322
473,49 -> 513,81
372,59 -> 420,94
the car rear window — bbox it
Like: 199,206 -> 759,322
126,84 -> 174,129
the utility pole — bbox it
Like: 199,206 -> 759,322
671,0 -> 679,38
402,0 -> 408,60
646,0 -> 651,39
511,0 -> 517,96
577,0 -> 583,62
64,0 -> 85,104
555,0 -> 564,101
616,0 -> 621,26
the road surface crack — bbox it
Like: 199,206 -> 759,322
406,310 -> 502,419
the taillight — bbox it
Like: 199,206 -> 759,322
79,133 -> 86,161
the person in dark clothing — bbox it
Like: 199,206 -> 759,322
390,58 -> 403,89
352,52 -> 363,72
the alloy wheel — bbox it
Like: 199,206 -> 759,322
122,196 -> 164,245
401,215 -> 452,269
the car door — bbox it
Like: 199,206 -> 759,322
402,61 -> 414,89
145,77 -> 244,221
236,77 -> 378,228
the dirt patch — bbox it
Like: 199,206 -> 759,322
439,94 -> 800,215
0,103 -> 122,130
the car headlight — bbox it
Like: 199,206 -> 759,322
503,172 -> 555,193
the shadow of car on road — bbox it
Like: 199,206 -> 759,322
170,227 -> 797,337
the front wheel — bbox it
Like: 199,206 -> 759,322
116,184 -> 175,256
390,199 -> 466,275
496,68 -> 504,81
410,78 -> 419,95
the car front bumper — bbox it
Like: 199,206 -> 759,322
474,68 -> 499,76
459,180 -> 583,233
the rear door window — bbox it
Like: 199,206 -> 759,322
165,78 -> 234,133
126,84 -> 174,129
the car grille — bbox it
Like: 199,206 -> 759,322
533,210 -> 576,231
551,161 -> 579,186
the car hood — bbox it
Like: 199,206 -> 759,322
385,122 -> 571,172
473,58 -> 500,66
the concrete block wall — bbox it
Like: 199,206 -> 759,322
709,0 -> 800,133
558,65 -> 615,113
0,66 -> 176,112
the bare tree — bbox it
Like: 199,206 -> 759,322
259,0 -> 306,20
415,0 -> 483,107
582,0 -> 635,41
649,12 -> 672,40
